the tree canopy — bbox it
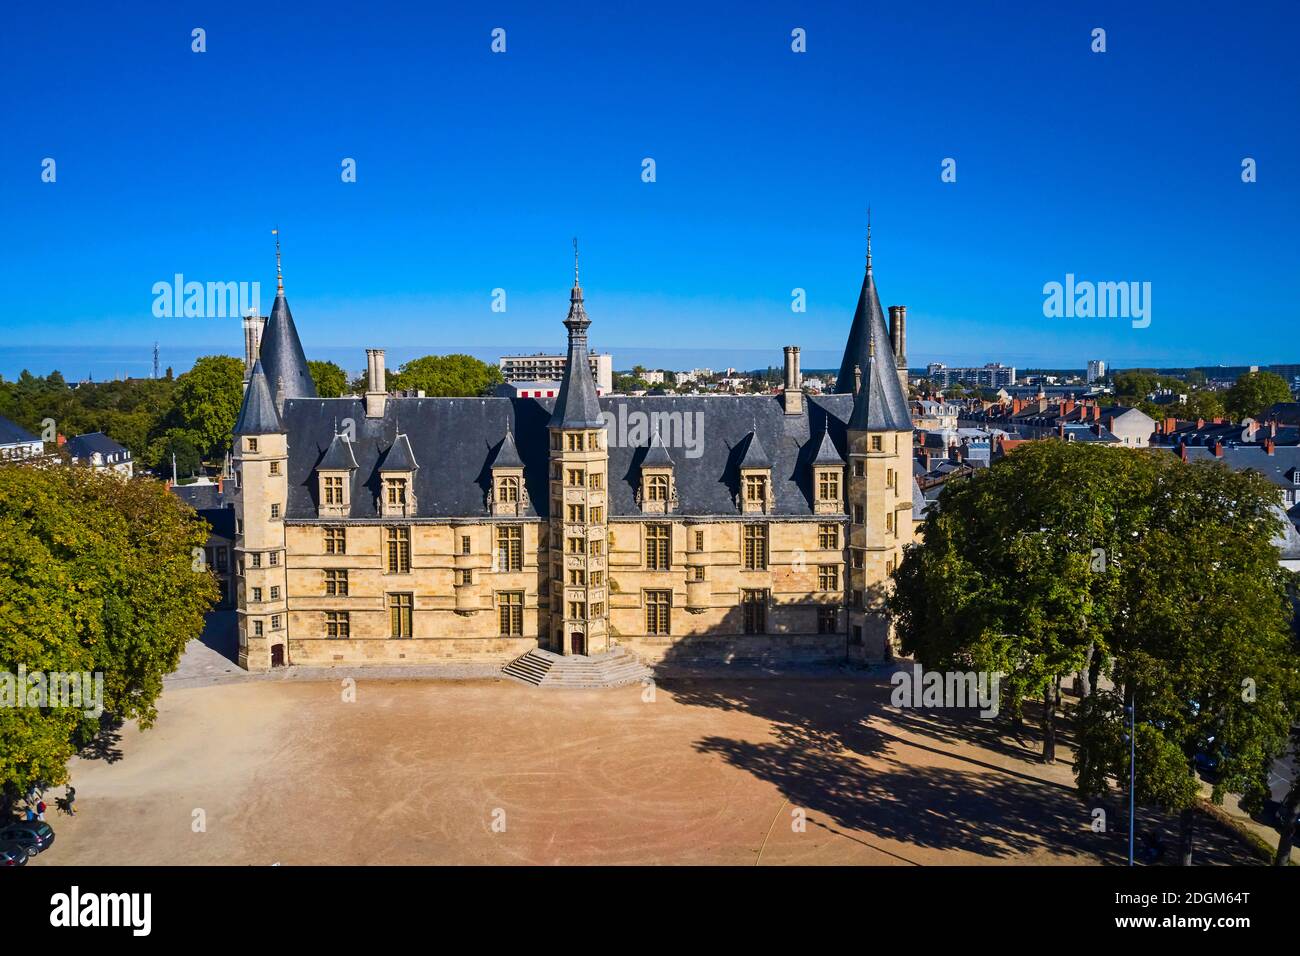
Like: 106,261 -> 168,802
890,441 -> 1300,862
1224,370 -> 1291,421
387,354 -> 502,397
0,463 -> 219,806
308,360 -> 349,398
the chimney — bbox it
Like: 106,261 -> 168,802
1196,418 -> 1205,430
1212,440 -> 1224,458
1063,398 -> 1075,417
242,313 -> 266,378
1178,441 -> 1188,461
365,348 -> 387,419
1012,398 -> 1024,415
217,476 -> 224,494
1264,438 -> 1276,455
782,345 -> 803,415
1162,417 -> 1176,435
888,305 -> 908,392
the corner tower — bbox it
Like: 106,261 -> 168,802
839,219 -> 913,658
547,241 -> 610,656
232,359 -> 290,671
258,231 -> 317,407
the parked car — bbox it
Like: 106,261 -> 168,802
0,842 -> 29,866
0,822 -> 54,856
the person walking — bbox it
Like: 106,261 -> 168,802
36,800 -> 46,822
66,786 -> 77,817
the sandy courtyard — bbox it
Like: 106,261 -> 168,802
32,673 -> 1257,866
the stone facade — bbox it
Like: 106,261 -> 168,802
230,242 -> 915,671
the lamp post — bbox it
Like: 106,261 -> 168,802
1126,689 -> 1136,866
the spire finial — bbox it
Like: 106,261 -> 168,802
273,227 -> 283,294
866,206 -> 872,274
573,236 -> 580,288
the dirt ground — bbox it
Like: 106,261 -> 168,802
32,674 -> 1261,866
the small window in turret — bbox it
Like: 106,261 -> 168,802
247,438 -> 258,453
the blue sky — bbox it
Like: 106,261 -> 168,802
1,0 -> 1297,377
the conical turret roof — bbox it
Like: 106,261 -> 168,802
233,360 -> 283,435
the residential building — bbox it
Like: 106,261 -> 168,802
500,352 -> 613,394
926,363 -> 1017,389
64,431 -> 134,477
0,416 -> 44,461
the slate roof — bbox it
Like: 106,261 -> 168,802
171,481 -> 236,538
737,430 -> 771,469
833,257 -> 911,431
489,427 -> 524,468
1260,402 -> 1300,426
810,420 -> 844,465
1178,445 -> 1300,488
278,393 -> 857,520
380,432 -> 419,471
318,432 -> 359,470
234,361 -> 283,435
549,280 -> 604,429
258,291 -> 317,402
643,428 -> 674,467
65,432 -> 130,460
0,415 -> 41,446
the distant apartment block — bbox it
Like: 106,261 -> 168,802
926,363 -> 1017,388
1087,359 -> 1107,384
500,352 -> 613,393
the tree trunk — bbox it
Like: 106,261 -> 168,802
1179,807 -> 1195,866
1088,649 -> 1103,701
1079,643 -> 1095,698
1275,777 -> 1300,866
1042,679 -> 1056,763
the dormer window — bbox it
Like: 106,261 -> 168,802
817,471 -> 839,501
247,438 -> 258,453
498,476 -> 520,502
323,476 -> 344,505
745,474 -> 767,502
386,477 -> 408,506
647,474 -> 669,501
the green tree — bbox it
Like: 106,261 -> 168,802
388,354 -> 503,397
0,463 -> 218,807
1074,458 -> 1299,864
1112,370 -> 1163,399
167,356 -> 245,460
308,360 -> 349,398
891,442 -> 1158,761
1224,370 -> 1291,421
1180,390 -> 1226,421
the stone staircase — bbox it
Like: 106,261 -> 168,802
501,646 -> 652,689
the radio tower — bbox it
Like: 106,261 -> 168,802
153,342 -> 160,380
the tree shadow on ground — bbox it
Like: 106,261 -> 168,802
662,673 -> 1261,865
78,719 -> 124,764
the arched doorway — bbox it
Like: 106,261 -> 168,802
571,632 -> 586,656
